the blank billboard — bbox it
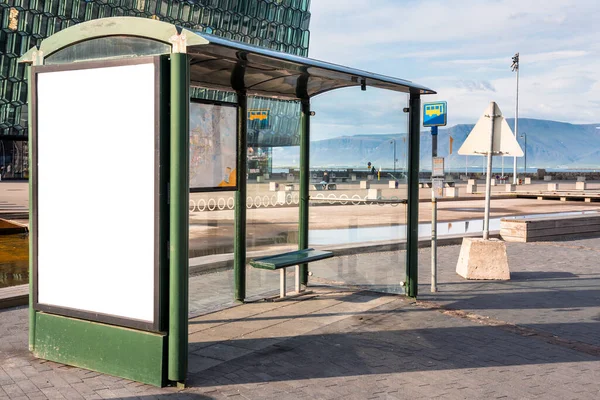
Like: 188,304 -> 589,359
34,59 -> 159,328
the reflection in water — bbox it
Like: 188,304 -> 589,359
310,210 -> 599,246
0,233 -> 29,288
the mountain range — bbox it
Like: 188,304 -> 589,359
272,118 -> 600,170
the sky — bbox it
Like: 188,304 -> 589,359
307,0 -> 600,139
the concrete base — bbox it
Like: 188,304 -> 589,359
544,176 -> 552,181
388,181 -> 398,189
576,181 -> 586,190
360,180 -> 370,189
367,188 -> 382,200
505,184 -> 516,192
524,177 -> 532,184
548,183 -> 559,191
456,238 -> 510,280
445,187 -> 459,198
466,184 -> 477,194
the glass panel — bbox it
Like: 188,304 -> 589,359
308,87 -> 410,294
45,36 -> 171,64
0,139 -> 28,179
245,95 -> 302,300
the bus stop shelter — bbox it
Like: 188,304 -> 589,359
19,17 -> 435,387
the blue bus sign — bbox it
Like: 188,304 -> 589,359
423,101 -> 447,127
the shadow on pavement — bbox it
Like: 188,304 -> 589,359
185,321 -> 600,388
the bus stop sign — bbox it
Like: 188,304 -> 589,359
423,101 -> 447,127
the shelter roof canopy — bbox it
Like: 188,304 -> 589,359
19,17 -> 435,100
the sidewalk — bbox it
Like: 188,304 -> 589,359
2,237 -> 600,399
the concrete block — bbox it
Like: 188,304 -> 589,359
285,184 -> 294,191
367,188 -> 382,200
560,197 -> 567,202
388,180 -> 398,189
491,179 -> 497,186
360,180 -> 370,189
548,183 -> 559,191
576,181 -> 587,190
468,179 -> 476,185
577,176 -> 586,182
256,176 -> 263,183
264,173 -> 270,180
524,177 -> 532,184
544,176 -> 552,181
466,184 -> 477,194
460,175 -> 468,181
585,197 -> 592,203
456,238 -> 510,280
351,173 -> 357,181
445,187 -> 459,198
269,182 -> 279,191
277,191 -> 287,204
505,184 -> 516,192
287,173 -> 294,182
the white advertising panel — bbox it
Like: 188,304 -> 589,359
189,102 -> 237,190
35,61 -> 157,325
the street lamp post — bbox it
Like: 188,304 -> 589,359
390,138 -> 397,173
520,132 -> 527,174
511,52 -> 519,184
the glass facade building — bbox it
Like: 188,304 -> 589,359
0,0 -> 311,178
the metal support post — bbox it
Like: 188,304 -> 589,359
298,98 -> 310,286
168,52 -> 189,384
513,56 -> 519,184
280,268 -> 286,298
234,91 -> 248,301
27,65 -> 35,351
431,126 -> 438,158
483,102 -> 496,240
431,194 -> 437,292
406,93 -> 421,298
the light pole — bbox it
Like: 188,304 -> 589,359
511,52 -> 519,184
390,138 -> 397,173
520,132 -> 527,174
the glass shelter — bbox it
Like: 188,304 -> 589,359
20,16 -> 435,387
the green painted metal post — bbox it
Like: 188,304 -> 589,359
168,53 -> 189,384
406,93 -> 421,298
299,99 -> 310,285
234,91 -> 248,302
27,65 -> 35,351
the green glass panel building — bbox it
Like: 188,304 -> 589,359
0,0 -> 311,178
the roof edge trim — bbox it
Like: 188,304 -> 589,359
19,17 -> 208,63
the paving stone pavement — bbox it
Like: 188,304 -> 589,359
417,237 -> 600,349
3,237 -> 600,399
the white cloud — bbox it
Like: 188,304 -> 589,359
308,0 -> 600,127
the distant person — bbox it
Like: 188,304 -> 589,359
371,166 -> 376,174
323,172 -> 329,183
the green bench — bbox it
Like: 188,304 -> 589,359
250,248 -> 334,298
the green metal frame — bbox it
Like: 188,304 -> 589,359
168,52 -> 190,384
27,64 -> 35,351
34,313 -> 166,386
298,98 -> 311,285
406,93 -> 421,298
234,90 -> 248,302
19,17 -> 208,64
